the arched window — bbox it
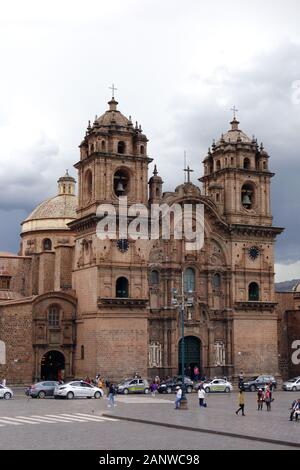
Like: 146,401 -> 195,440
43,239 -> 52,251
118,141 -> 126,154
243,158 -> 251,169
48,306 -> 60,328
212,273 -> 221,289
116,277 -> 129,298
150,270 -> 159,285
184,268 -> 196,293
140,145 -> 145,155
156,187 -> 160,197
85,170 -> 93,198
241,183 -> 255,210
216,160 -> 221,171
249,282 -> 260,301
101,140 -> 106,151
90,143 -> 94,154
81,345 -> 85,360
114,169 -> 129,196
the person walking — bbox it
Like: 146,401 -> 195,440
2,378 -> 6,387
264,387 -> 272,412
175,386 -> 182,410
198,386 -> 206,408
108,383 -> 116,408
236,389 -> 246,416
257,388 -> 264,411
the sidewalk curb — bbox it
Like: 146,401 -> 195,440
102,414 -> 300,449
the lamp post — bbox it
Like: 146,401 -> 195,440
172,272 -> 193,410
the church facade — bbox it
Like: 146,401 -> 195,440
0,97 -> 284,384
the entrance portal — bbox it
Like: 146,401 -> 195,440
41,350 -> 65,381
178,336 -> 201,379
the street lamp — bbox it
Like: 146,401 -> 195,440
172,274 -> 194,410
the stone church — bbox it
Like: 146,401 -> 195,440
0,96 -> 285,384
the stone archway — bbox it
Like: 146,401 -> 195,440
41,350 -> 65,381
178,336 -> 201,379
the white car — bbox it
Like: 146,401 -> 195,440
282,377 -> 300,391
54,381 -> 104,399
0,384 -> 14,399
203,379 -> 233,393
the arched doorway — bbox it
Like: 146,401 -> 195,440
41,350 -> 65,381
178,336 -> 201,379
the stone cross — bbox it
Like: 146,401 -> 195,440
109,83 -> 118,99
184,165 -> 194,183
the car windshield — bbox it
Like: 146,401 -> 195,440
287,378 -> 299,382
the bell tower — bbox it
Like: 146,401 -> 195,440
71,92 -> 153,382
75,95 -> 152,220
200,115 -> 273,226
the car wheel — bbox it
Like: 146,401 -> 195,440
38,391 -> 46,399
4,392 -> 11,400
166,387 -> 172,394
187,386 -> 193,394
225,387 -> 230,393
123,388 -> 129,395
205,387 -> 210,393
67,392 -> 74,400
292,386 -> 297,392
94,391 -> 101,399
250,385 -> 256,392
144,388 -> 149,394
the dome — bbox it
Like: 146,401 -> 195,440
21,173 -> 78,234
95,98 -> 131,129
217,118 -> 252,145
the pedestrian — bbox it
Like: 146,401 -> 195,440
198,386 -> 206,408
97,377 -> 103,389
235,388 -> 246,416
150,381 -> 158,397
108,383 -> 116,408
194,365 -> 200,381
289,399 -> 300,422
238,371 -> 244,389
175,386 -> 182,410
257,388 -> 264,411
2,378 -> 6,387
264,387 -> 272,411
105,379 -> 110,389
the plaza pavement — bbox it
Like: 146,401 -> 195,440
104,391 -> 300,448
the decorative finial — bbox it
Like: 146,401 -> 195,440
230,105 -> 238,120
109,83 -> 118,99
153,164 -> 158,176
183,165 -> 194,184
65,169 -> 69,177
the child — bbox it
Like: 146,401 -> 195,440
257,388 -> 264,411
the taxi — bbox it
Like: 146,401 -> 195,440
117,378 -> 150,395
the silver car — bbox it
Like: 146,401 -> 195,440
0,384 -> 14,399
54,381 -> 104,399
282,377 -> 300,391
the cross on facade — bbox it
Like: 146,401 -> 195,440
184,165 -> 194,183
109,83 -> 118,99
230,105 -> 238,119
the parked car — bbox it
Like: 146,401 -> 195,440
282,377 -> 300,391
0,384 -> 14,399
117,378 -> 150,395
26,381 -> 60,398
243,375 -> 277,392
54,381 -> 104,399
158,376 -> 194,394
201,378 -> 233,393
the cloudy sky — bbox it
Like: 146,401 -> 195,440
0,0 -> 299,281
